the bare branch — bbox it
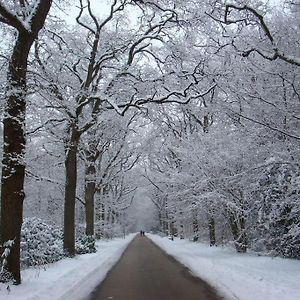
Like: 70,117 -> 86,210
229,109 -> 300,140
224,4 -> 300,66
225,4 -> 273,42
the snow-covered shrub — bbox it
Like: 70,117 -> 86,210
21,218 -> 100,268
278,223 -> 300,259
253,163 -> 300,259
75,236 -> 96,254
21,217 -> 65,268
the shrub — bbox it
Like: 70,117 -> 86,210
21,218 -> 65,268
76,235 -> 96,254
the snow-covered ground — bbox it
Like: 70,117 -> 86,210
2,233 -> 299,300
149,234 -> 300,300
0,234 -> 135,300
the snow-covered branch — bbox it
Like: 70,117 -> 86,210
224,3 -> 300,66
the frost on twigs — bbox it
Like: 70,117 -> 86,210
253,163 -> 300,259
0,240 -> 15,283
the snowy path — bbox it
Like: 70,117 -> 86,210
2,234 -> 299,300
149,234 -> 300,300
0,234 -> 135,300
88,235 -> 222,300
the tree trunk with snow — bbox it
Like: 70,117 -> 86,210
193,217 -> 199,241
0,1 -> 52,284
84,137 -> 101,237
0,31 -> 30,285
228,212 -> 247,253
208,217 -> 216,246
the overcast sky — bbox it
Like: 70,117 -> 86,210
57,0 -> 282,25
58,0 -> 110,24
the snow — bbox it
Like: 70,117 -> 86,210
0,234 -> 135,300
148,234 -> 300,300
2,233 -> 299,300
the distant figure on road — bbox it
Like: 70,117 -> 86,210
140,230 -> 145,236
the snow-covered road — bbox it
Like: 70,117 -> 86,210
0,234 -> 135,300
149,234 -> 300,300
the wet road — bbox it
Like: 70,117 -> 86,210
88,236 -> 223,300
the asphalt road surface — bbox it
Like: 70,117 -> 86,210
88,235 -> 223,300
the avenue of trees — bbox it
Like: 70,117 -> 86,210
0,0 -> 299,284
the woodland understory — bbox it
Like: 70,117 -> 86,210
0,0 -> 299,284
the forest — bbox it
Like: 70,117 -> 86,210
0,0 -> 299,286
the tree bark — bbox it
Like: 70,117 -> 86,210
238,214 -> 247,253
0,1 -> 52,284
208,217 -> 216,246
84,136 -> 100,237
228,212 -> 247,253
0,31 -> 31,284
84,163 -> 96,236
63,127 -> 80,256
193,217 -> 199,242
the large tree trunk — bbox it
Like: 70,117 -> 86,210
0,2 -> 53,284
0,32 -> 32,285
63,127 -> 80,256
84,163 -> 96,236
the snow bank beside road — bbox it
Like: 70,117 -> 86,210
0,234 -> 135,300
149,234 -> 300,300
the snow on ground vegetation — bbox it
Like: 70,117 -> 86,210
0,234 -> 135,300
149,234 -> 300,300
